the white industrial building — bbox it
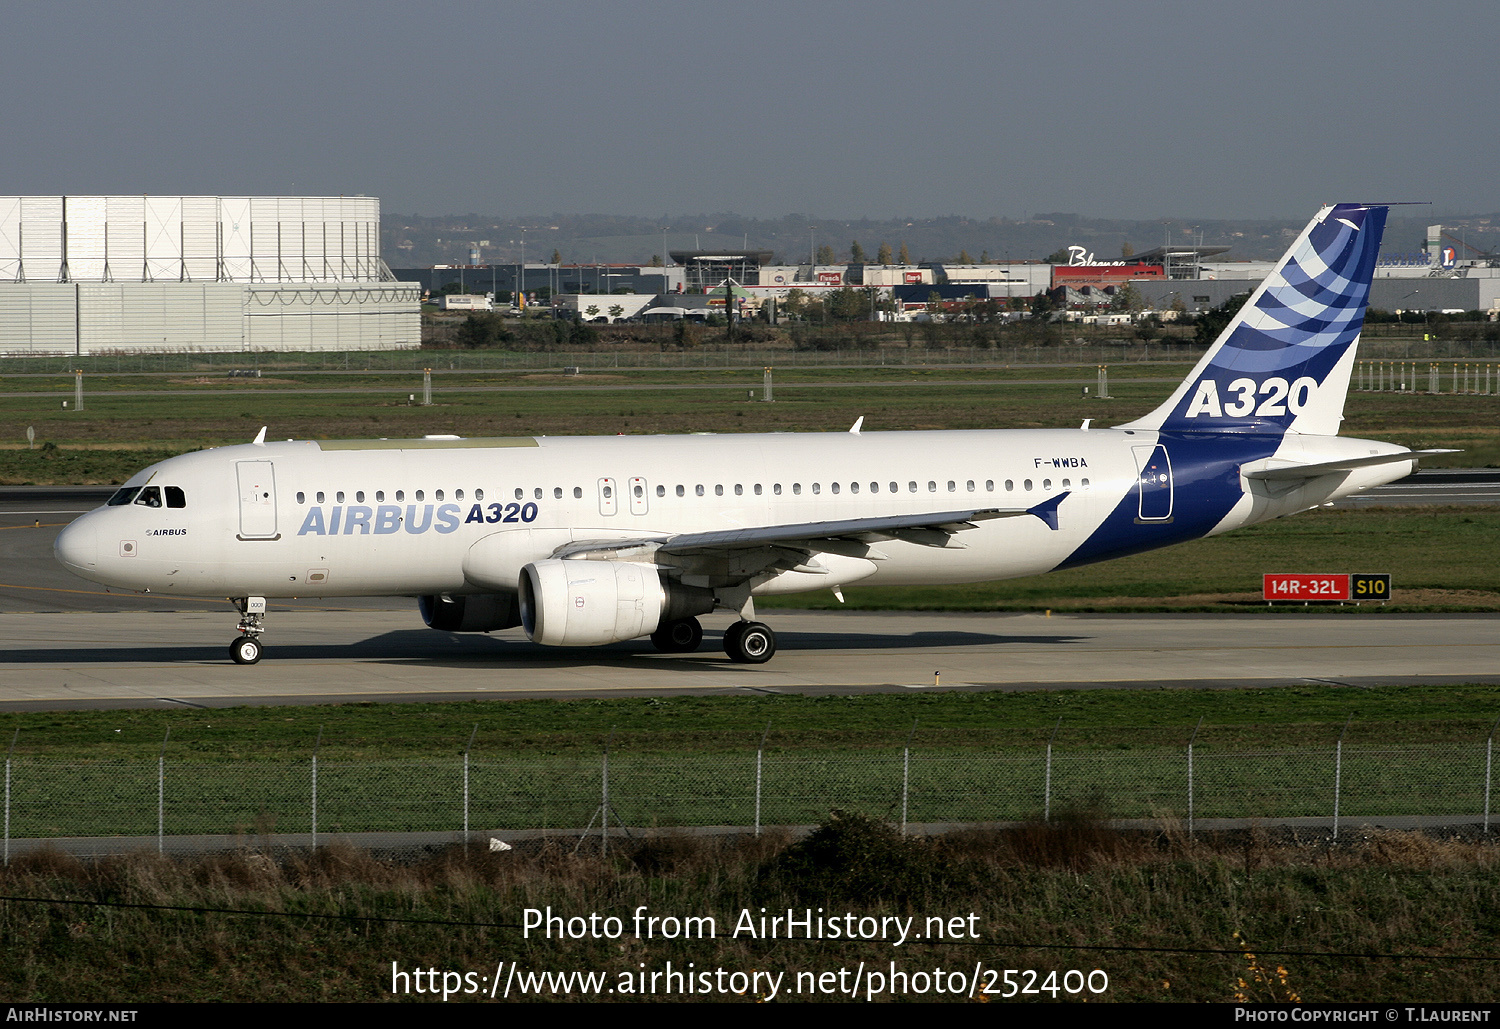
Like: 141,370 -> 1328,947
0,196 -> 420,355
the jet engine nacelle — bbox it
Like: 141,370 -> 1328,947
419,592 -> 521,633
518,559 -> 711,647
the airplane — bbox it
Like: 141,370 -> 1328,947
54,203 -> 1453,665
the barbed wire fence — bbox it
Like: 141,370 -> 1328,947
4,717 -> 1499,860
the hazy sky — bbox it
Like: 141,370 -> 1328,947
3,0 -> 1495,220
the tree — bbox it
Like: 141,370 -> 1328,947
1121,241 -> 1135,259
1043,248 -> 1071,264
850,241 -> 867,263
957,249 -> 973,264
608,304 -> 624,320
782,289 -> 808,320
827,287 -> 867,322
584,304 -> 600,320
1195,292 -> 1252,345
979,250 -> 990,264
898,241 -> 911,264
1030,290 -> 1056,318
815,244 -> 836,265
649,254 -> 662,267
550,249 -> 562,264
1110,282 -> 1144,313
876,241 -> 892,265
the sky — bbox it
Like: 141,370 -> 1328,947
2,0 -> 1496,221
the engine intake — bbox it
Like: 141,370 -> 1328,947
419,592 -> 520,633
518,559 -> 711,647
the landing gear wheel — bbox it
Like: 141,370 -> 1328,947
651,617 -> 703,653
230,635 -> 263,665
725,621 -> 776,664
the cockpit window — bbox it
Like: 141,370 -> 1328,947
165,486 -> 186,509
133,486 -> 163,508
107,487 -> 141,506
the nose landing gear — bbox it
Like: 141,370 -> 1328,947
231,596 -> 267,664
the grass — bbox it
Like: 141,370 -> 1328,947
1,817 -> 1498,1002
8,685 -> 1500,839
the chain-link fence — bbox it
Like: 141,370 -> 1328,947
5,719 -> 1498,858
1355,359 -> 1500,394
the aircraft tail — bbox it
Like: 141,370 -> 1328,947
1121,203 -> 1388,436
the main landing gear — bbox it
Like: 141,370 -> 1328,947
231,596 -> 267,664
648,615 -> 777,663
650,616 -> 704,653
723,621 -> 776,664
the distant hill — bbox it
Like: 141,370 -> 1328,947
383,211 -> 1498,269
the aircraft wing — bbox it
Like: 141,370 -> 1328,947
554,495 -> 1071,563
1243,450 -> 1458,481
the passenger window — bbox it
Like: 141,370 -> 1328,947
603,485 -> 613,499
812,483 -> 821,494
1081,478 -> 1090,489
734,484 -> 743,496
455,489 -> 464,501
1043,479 -> 1052,490
514,488 -> 523,501
1024,479 -> 1033,491
830,483 -> 839,494
676,485 -> 685,497
754,484 -> 762,496
695,485 -> 704,497
908,481 -> 917,493
656,485 -> 665,497
396,490 -> 405,502
295,491 -> 305,505
634,484 -> 644,498
947,481 -> 956,492
134,486 -> 162,508
985,480 -> 994,491
966,480 -> 975,492
415,490 -> 424,501
376,490 -> 386,501
534,488 -> 542,500
774,484 -> 782,495
1005,480 -> 1014,491
574,487 -> 583,499
316,491 -> 326,504
435,490 -> 444,501
715,485 -> 723,496
928,481 -> 936,492
337,491 -> 346,503
165,486 -> 186,509
849,482 -> 858,494
356,491 -> 366,503
1062,478 -> 1070,488
474,489 -> 484,501
555,487 -> 564,499
108,487 -> 141,506
792,484 -> 801,495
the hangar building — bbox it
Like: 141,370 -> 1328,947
0,196 -> 421,355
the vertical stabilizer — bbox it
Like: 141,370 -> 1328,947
1122,203 -> 1387,436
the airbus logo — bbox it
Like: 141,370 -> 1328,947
297,502 -> 542,536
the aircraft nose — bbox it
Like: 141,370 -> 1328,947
54,515 -> 99,575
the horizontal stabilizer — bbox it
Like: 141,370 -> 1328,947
1243,450 -> 1458,482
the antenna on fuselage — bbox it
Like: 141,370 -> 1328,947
848,416 -> 864,435
251,426 -> 267,446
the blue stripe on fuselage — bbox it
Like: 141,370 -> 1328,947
1054,433 -> 1281,570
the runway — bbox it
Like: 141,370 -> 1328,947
1,608 -> 1496,710
3,482 -> 1497,710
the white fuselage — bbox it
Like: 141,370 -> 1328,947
55,428 -> 1412,601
